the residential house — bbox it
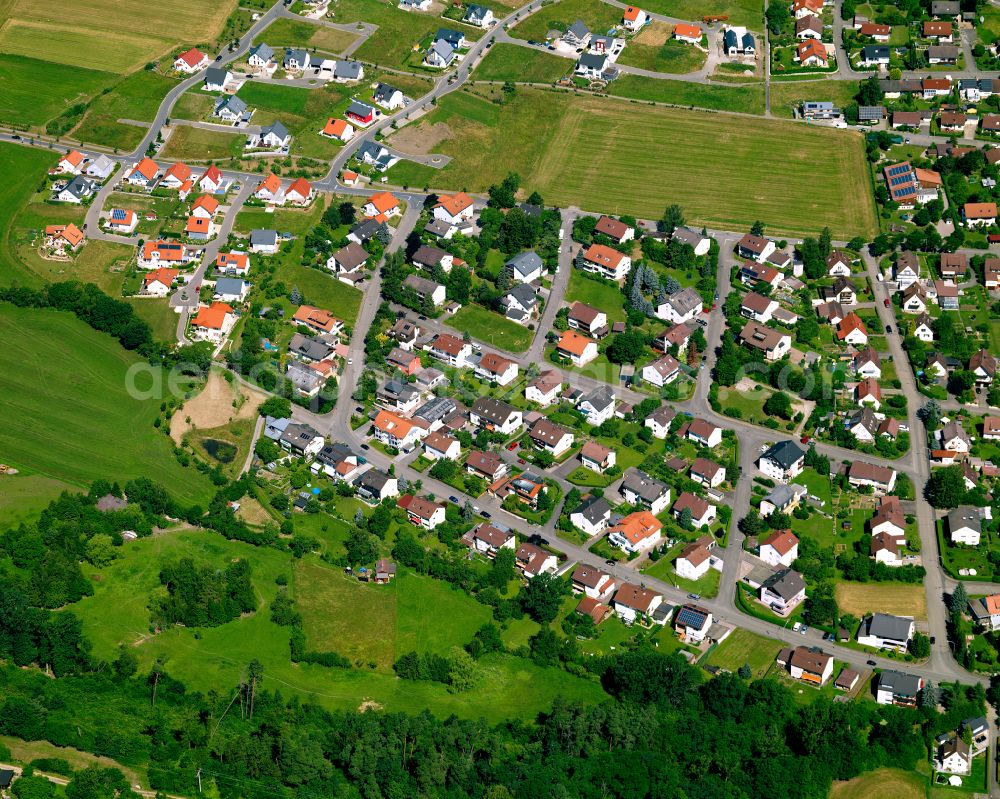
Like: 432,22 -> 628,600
556,329 -> 599,367
796,38 -> 828,66
174,47 -> 208,72
969,594 -> 1000,632
622,5 -> 648,30
372,410 -> 425,451
947,505 -> 983,545
278,422 -> 324,458
501,283 -> 538,324
433,191 -> 475,224
657,287 -> 703,324
847,461 -> 896,493
515,542 -> 558,578
644,405 -> 676,439
675,537 -> 714,580
470,397 -> 522,436
576,385 -> 616,425
464,522 -> 515,556
620,469 -> 672,514
579,441 -> 616,473
690,457 -> 725,489
292,305 -> 342,336
741,292 -> 779,323
373,82 -> 405,110
674,604 -> 712,643
213,277 -> 249,303
760,568 -> 806,613
935,737 -> 972,776
680,418 -> 723,448
738,321 -> 792,361
939,420 -> 971,453
672,491 -> 716,529
362,191 -> 401,219
875,669 -> 923,706
853,346 -> 882,378
55,150 -> 85,174
965,202 -> 998,227
528,418 -> 575,457
776,647 -> 834,685
465,450 -> 508,483
425,39 -> 456,68
215,94 -> 248,123
505,251 -> 544,284
397,495 -> 446,530
250,229 -> 279,254
570,494 -> 612,536
760,483 -> 806,517
673,227 -> 711,255
475,352 -> 519,386
594,215 -> 635,243
971,349 -> 998,384
572,564 -> 615,598
614,583 -> 663,624
56,175 -> 96,203
858,612 -> 914,651
760,529 -> 799,567
327,242 -> 368,274
737,233 -> 776,263
836,312 -> 869,345
402,274 -> 446,307
354,469 -> 398,503
608,510 -> 663,554
190,302 -> 237,342
525,370 -> 562,407
376,379 -> 421,414
568,302 -> 609,337
142,267 -> 180,297
106,208 -> 138,233
463,3 -> 494,26
580,243 -> 631,280
429,333 -> 473,366
856,377 -> 882,409
758,440 -> 806,481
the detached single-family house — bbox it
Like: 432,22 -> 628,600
760,529 -> 799,567
875,669 -> 923,706
947,505 -> 983,546
580,243 -> 631,280
506,251 -> 544,284
777,647 -> 833,685
556,329 -> 599,367
528,418 -> 575,457
174,47 -> 209,73
475,352 -> 519,386
525,370 -> 562,407
858,613 -> 914,651
579,441 -> 616,473
464,3 -> 494,26
622,5 -> 648,30
191,302 -> 237,343
470,397 -> 522,436
570,494 -> 612,537
620,469 -> 672,515
738,321 -> 792,361
398,495 -> 446,530
680,418 -> 723,448
758,440 -> 806,481
672,491 -> 716,529
614,583 -> 663,624
608,510 -> 663,554
675,537 -> 714,580
657,287 -> 703,324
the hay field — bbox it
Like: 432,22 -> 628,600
834,582 -> 927,620
0,0 -> 237,72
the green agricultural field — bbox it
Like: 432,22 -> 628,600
608,75 -> 766,113
128,298 -> 179,341
511,0 -> 622,41
262,16 -> 360,53
161,125 -> 244,160
769,79 -> 861,120
170,90 -> 218,121
72,70 -> 181,151
639,0 -> 763,29
616,26 -> 707,73
393,88 -> 876,237
73,531 -> 605,722
474,42 -> 571,82
0,473 -> 77,528
448,304 -> 534,352
0,54 -> 112,129
0,305 -> 215,505
328,0 -> 483,65
0,0 -> 237,72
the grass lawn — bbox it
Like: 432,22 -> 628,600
279,261 -> 363,325
566,465 -> 613,488
261,16 -> 360,53
0,0 -> 237,72
834,582 -> 927,620
565,271 -> 626,321
0,473 -> 79,528
616,27 -> 707,74
161,125 -> 244,160
128,298 -> 179,341
609,75 -> 766,114
643,557 -> 722,598
0,53 -> 113,130
447,304 -> 534,352
510,0 -> 622,41
829,768 -> 927,799
73,70 -> 181,151
474,43 -> 571,82
769,79 -> 861,120
703,627 -> 782,678
170,90 -> 218,120
391,87 -> 876,238
0,306 -> 215,505
718,385 -> 796,430
72,530 -> 605,722
639,0 -> 763,29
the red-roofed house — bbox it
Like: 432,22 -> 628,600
286,178 -> 313,206
217,252 -> 250,275
161,162 -> 192,189
556,330 -> 599,367
581,243 -> 631,280
191,302 -> 237,342
143,267 -> 180,296
363,191 -> 401,219
434,192 -> 475,224
622,5 -> 648,30
174,48 -> 209,72
760,529 -> 799,567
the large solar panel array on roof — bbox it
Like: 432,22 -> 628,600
111,208 -> 128,221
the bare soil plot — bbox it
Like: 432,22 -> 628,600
170,371 -> 266,443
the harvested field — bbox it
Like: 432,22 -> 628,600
388,121 -> 454,154
835,582 -> 927,620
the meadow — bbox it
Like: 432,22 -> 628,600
0,54 -> 112,129
72,70 -> 181,151
327,0 -> 484,65
0,0 -> 237,72
262,16 -> 361,53
473,43 -> 571,83
390,88 -> 877,237
615,25 -> 707,73
834,582 -> 928,620
510,0 -> 622,42
769,79 -> 862,120
71,530 -> 607,722
828,768 -> 927,799
161,125 -> 244,161
448,304 -> 534,352
0,306 -> 215,505
608,74 -> 766,113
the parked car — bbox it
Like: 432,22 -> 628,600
883,298 -> 890,308
885,325 -> 892,333
506,441 -> 519,451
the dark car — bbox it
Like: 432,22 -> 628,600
449,496 -> 459,503
482,511 -> 492,519
885,325 -> 892,333
360,443 -> 370,450
867,659 -> 877,666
